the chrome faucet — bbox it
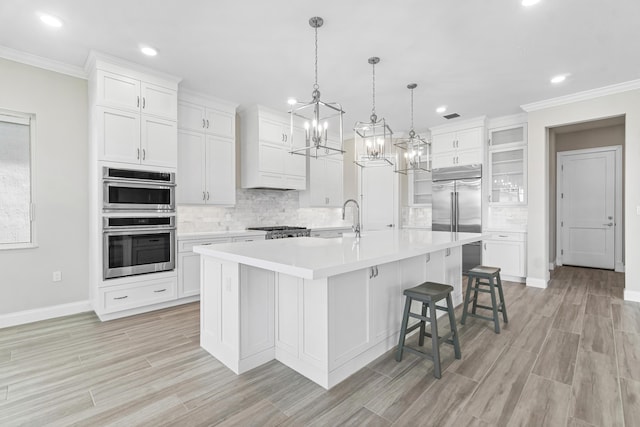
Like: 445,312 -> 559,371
342,199 -> 361,239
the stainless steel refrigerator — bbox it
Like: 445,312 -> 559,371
431,164 -> 482,273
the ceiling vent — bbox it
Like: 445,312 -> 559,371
443,113 -> 460,120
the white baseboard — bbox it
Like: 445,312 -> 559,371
526,277 -> 548,289
624,289 -> 640,303
0,300 -> 92,329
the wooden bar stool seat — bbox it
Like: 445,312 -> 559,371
461,265 -> 508,333
395,281 -> 461,379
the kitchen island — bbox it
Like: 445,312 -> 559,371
194,229 -> 485,389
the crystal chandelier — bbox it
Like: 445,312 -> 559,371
395,83 -> 431,174
354,57 -> 394,167
288,17 -> 345,158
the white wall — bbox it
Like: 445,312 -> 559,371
526,89 -> 640,296
0,58 -> 89,314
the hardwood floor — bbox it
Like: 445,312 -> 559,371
1,266 -> 638,426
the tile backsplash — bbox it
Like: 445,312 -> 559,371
402,207 -> 432,228
177,189 -> 351,232
486,206 -> 528,231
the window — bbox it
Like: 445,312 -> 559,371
0,111 -> 35,248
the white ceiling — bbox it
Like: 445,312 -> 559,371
1,0 -> 639,132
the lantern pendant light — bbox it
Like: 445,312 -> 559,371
354,57 -> 394,167
394,83 -> 431,174
288,17 -> 345,158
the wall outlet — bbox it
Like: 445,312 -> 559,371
52,271 -> 62,282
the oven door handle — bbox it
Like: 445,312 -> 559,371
103,227 -> 176,236
103,178 -> 177,187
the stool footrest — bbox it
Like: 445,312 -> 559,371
405,322 -> 422,334
408,313 -> 430,322
470,288 -> 492,294
475,303 -> 505,312
403,346 -> 435,361
424,330 -> 455,344
465,312 -> 495,322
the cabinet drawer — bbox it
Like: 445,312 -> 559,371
178,238 -> 232,253
100,277 -> 177,313
485,232 -> 526,242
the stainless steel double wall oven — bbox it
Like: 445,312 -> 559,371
102,167 -> 176,279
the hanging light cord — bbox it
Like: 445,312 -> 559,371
314,24 -> 319,90
371,62 -> 376,116
410,87 -> 414,132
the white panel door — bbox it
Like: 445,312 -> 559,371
141,116 -> 177,168
177,130 -> 206,204
205,108 -> 235,138
141,82 -> 177,120
455,127 -> 482,151
97,70 -> 140,112
178,101 -> 206,132
308,157 -> 326,206
560,150 -> 615,269
98,107 -> 140,164
432,132 -> 456,154
325,158 -> 344,206
207,136 -> 236,205
361,165 -> 396,230
259,143 -> 284,174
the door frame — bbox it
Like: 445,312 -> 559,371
556,145 -> 623,271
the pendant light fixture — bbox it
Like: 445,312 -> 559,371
289,16 -> 345,158
395,83 -> 431,174
354,57 -> 394,167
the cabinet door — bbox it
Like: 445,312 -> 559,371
177,130 -> 206,204
284,148 -> 306,178
97,107 -> 141,164
96,70 -> 140,112
455,127 -> 483,151
260,117 -> 286,145
325,158 -> 343,206
432,132 -> 456,154
206,136 -> 236,205
361,165 -> 395,230
489,146 -> 527,204
178,101 -> 206,132
432,151 -> 455,169
456,148 -> 482,166
489,124 -> 526,148
409,169 -> 432,206
369,262 -> 401,341
141,82 -> 177,120
483,240 -> 525,277
444,246 -> 463,301
205,108 -> 235,139
141,116 -> 177,168
179,252 -> 201,298
307,157 -> 326,206
259,143 -> 284,174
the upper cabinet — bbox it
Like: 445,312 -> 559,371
408,169 -> 432,206
88,56 -> 180,169
177,92 -> 237,205
239,105 -> 306,190
487,122 -> 527,205
430,118 -> 486,169
299,156 -> 344,207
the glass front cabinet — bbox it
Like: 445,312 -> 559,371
487,124 -> 527,205
408,169 -> 432,206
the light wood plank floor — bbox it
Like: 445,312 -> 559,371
1,266 -> 638,426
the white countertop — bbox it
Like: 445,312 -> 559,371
177,230 -> 267,240
194,229 -> 487,280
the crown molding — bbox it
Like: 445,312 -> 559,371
521,79 -> 640,112
0,45 -> 87,79
429,116 -> 487,135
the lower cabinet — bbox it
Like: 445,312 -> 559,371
178,233 -> 265,298
98,276 -> 178,314
309,228 -> 352,238
482,231 -> 527,281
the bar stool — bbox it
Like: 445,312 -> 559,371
396,282 -> 461,379
461,265 -> 508,333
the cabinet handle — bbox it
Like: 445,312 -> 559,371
137,148 -> 140,160
142,149 -> 146,160
375,266 -> 379,277
202,118 -> 206,128
154,289 -> 167,293
137,96 -> 140,108
203,191 -> 206,200
426,254 -> 430,263
484,243 -> 487,250
498,235 -> 509,238
445,248 -> 451,256
114,295 -> 128,300
142,97 -> 146,109
206,192 -> 210,200
206,119 -> 210,128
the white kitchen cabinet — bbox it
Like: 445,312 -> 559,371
178,233 -> 266,298
309,228 -> 352,238
487,123 -> 527,205
300,156 -> 344,207
177,132 -> 235,205
178,98 -> 235,139
98,276 -> 178,314
90,61 -> 179,168
239,105 -> 307,190
482,232 -> 526,281
430,120 -> 485,169
177,93 -> 237,205
408,169 -> 432,206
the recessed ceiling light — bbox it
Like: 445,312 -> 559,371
287,98 -> 297,105
522,0 -> 541,7
39,13 -> 63,28
436,106 -> 447,114
550,74 -> 568,84
140,46 -> 158,57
